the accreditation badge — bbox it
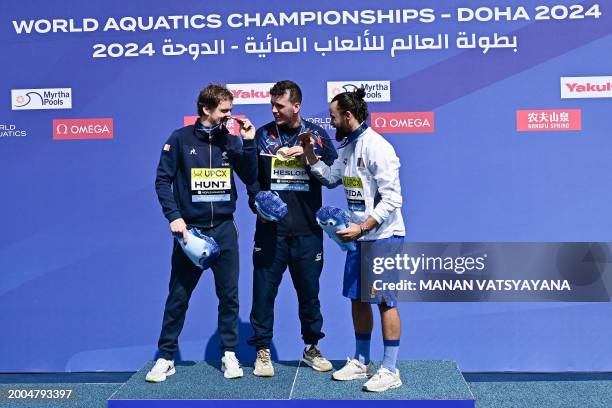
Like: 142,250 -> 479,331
191,168 -> 232,202
343,176 -> 366,211
270,157 -> 310,192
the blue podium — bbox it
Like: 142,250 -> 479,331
108,360 -> 474,407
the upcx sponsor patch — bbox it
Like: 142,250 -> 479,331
271,157 -> 310,191
191,168 -> 232,202
343,176 -> 365,211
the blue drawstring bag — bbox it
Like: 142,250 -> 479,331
316,206 -> 357,252
255,191 -> 288,222
176,228 -> 220,270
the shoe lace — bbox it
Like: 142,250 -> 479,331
348,358 -> 362,368
257,349 -> 271,366
225,352 -> 240,367
154,358 -> 169,370
373,367 -> 392,380
307,345 -> 323,359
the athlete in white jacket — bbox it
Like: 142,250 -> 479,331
303,88 -> 405,392
308,122 -> 405,241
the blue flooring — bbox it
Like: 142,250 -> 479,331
468,380 -> 612,408
2,364 -> 612,407
0,383 -> 120,408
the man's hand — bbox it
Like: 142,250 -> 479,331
301,135 -> 319,165
239,118 -> 255,140
170,218 -> 189,244
336,222 -> 362,242
285,146 -> 304,158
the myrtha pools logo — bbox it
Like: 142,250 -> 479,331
326,81 -> 391,102
12,88 -> 72,110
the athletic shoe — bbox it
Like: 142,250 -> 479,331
332,358 -> 375,381
362,367 -> 402,392
145,358 -> 175,382
302,345 -> 333,372
221,351 -> 244,379
254,348 -> 274,377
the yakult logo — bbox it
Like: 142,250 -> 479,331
227,83 -> 274,105
371,112 -> 434,134
516,109 -> 581,131
53,118 -> 113,140
12,88 -> 72,110
561,76 -> 612,99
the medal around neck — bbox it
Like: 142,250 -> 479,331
275,147 -> 292,160
255,191 -> 288,222
316,206 -> 357,251
176,229 -> 220,270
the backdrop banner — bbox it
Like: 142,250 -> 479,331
1,0 -> 611,372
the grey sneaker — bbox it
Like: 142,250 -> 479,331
302,345 -> 332,372
254,348 -> 274,377
362,367 -> 402,392
332,358 -> 375,381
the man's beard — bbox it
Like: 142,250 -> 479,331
203,115 -> 223,127
335,129 -> 347,142
334,123 -> 351,142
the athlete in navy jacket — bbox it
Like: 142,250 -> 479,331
147,84 -> 257,382
247,80 -> 338,377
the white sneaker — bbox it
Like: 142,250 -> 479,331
221,351 -> 244,379
302,345 -> 333,372
253,348 -> 274,377
332,358 -> 375,381
362,367 -> 402,392
145,358 -> 175,383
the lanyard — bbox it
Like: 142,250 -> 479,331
339,122 -> 368,149
196,122 -> 221,134
275,120 -> 306,148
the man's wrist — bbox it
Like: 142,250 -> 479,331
305,153 -> 318,166
359,223 -> 371,237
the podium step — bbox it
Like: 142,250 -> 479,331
108,360 -> 474,407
